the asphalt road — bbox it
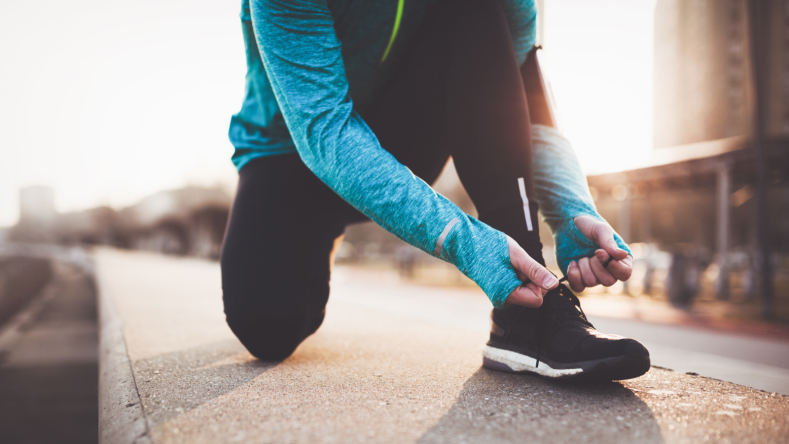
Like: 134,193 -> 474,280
0,259 -> 99,444
95,249 -> 789,444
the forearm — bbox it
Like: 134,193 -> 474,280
531,124 -> 630,273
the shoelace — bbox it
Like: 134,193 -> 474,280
551,254 -> 613,325
534,284 -> 593,369
542,285 -> 592,327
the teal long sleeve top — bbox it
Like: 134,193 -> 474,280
228,0 -> 629,308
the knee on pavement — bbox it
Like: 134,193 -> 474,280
225,308 -> 311,361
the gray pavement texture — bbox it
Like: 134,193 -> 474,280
95,248 -> 789,444
0,259 -> 99,444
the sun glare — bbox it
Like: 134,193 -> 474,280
540,0 -> 656,175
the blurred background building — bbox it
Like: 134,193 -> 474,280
588,0 -> 789,317
9,186 -> 231,260
14,186 -> 57,241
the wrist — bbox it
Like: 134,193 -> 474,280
470,231 -> 523,309
438,218 -> 522,308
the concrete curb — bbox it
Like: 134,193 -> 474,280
96,258 -> 153,444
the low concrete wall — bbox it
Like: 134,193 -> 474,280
96,260 -> 152,444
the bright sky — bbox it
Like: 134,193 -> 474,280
0,0 -> 656,227
541,0 -> 656,175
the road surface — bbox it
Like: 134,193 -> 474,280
95,249 -> 789,444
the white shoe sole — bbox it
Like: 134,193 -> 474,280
482,345 -> 583,378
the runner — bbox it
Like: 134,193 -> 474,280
221,0 -> 650,380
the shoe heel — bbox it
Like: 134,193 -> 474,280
482,356 -> 514,373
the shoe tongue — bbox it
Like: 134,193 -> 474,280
544,286 -> 592,326
545,286 -> 575,306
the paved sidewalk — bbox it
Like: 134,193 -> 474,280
95,249 -> 789,444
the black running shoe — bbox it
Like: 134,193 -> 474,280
482,284 -> 650,380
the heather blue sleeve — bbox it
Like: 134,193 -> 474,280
250,0 -> 522,308
531,125 -> 631,275
499,0 -> 538,64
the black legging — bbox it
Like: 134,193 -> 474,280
221,0 -> 544,360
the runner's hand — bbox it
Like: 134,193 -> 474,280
504,235 -> 559,307
565,215 -> 633,292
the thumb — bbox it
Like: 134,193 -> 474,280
512,253 -> 559,290
593,224 -> 629,261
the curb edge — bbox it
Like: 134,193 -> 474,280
96,251 -> 153,444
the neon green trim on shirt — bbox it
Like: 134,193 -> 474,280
380,0 -> 405,63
